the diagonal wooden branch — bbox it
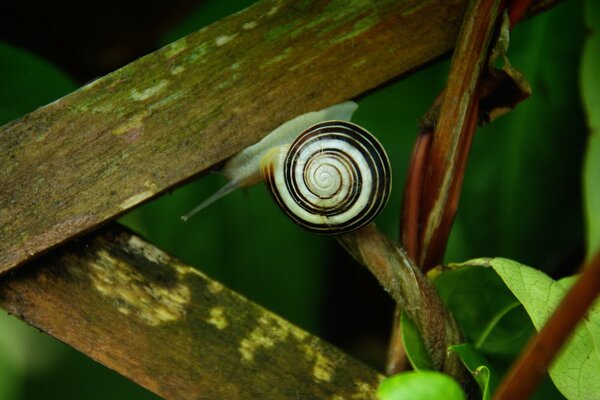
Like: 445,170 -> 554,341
0,0 -> 474,275
0,224 -> 383,400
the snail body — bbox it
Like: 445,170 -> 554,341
182,101 -> 358,221
182,102 -> 392,235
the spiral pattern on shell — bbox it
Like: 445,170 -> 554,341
260,121 -> 392,235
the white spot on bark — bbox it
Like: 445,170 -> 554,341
164,40 -> 187,58
128,236 -> 169,264
131,80 -> 169,101
92,103 -> 114,113
352,381 -> 376,399
215,34 -> 238,46
170,65 -> 186,75
242,21 -> 257,30
119,191 -> 153,209
112,110 -> 149,137
267,6 -> 279,16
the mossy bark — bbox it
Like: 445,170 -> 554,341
0,224 -> 383,400
0,0 -> 473,274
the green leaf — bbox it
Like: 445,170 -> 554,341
377,371 -> 466,400
401,312 -> 434,371
434,266 -> 533,358
450,343 -> 497,400
582,0 -> 600,259
461,258 -> 600,400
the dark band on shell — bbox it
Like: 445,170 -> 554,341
260,121 -> 391,235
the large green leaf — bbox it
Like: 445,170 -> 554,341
582,0 -> 600,259
377,371 -> 466,400
434,266 -> 532,359
459,258 -> 600,400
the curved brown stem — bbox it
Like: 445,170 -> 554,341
337,225 -> 474,391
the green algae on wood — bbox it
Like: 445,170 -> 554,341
0,0 -> 474,274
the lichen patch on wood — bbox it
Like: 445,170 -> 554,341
239,315 -> 284,362
111,110 -> 149,137
163,40 -> 188,58
89,249 -> 190,326
215,34 -> 238,46
207,306 -> 228,330
242,21 -> 258,30
313,352 -> 335,382
0,226 -> 383,399
1,0 -> 475,290
127,236 -> 170,265
130,80 -> 169,101
207,280 -> 225,294
119,191 -> 154,210
170,65 -> 186,75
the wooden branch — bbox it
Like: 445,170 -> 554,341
0,225 -> 382,400
1,0 -> 476,274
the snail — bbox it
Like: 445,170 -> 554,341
182,101 -> 392,235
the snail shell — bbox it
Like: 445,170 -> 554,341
260,121 -> 391,235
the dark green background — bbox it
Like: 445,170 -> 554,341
0,0 -> 588,398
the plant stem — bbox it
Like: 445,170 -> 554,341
419,0 -> 505,270
338,225 -> 473,390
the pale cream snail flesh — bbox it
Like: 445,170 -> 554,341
181,101 -> 358,221
182,101 -> 392,235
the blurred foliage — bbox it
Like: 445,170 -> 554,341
582,0 -> 600,259
0,0 -> 595,398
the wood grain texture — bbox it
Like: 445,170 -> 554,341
0,0 -> 471,274
0,225 -> 383,400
